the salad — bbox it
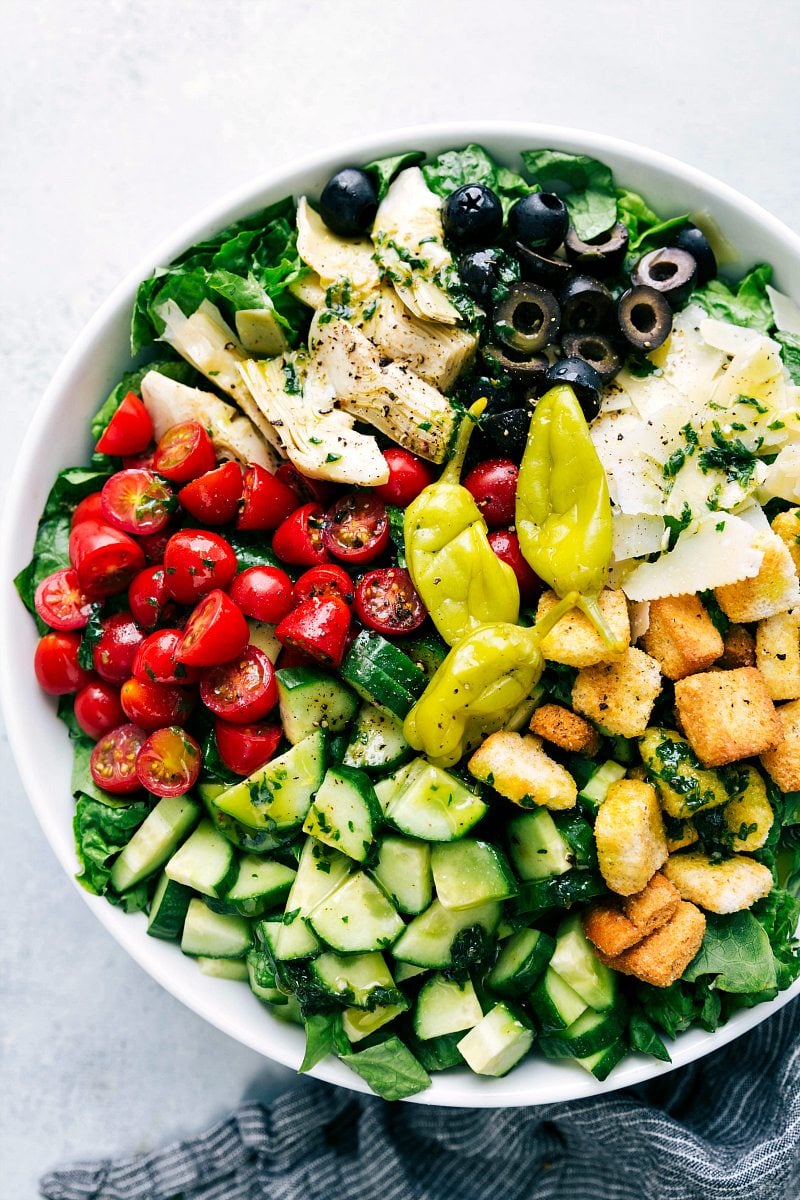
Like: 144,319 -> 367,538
16,143 -> 800,1101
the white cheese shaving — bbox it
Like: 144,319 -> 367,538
612,512 -> 665,562
761,445 -> 800,503
621,516 -> 764,602
628,600 -> 651,641
767,284 -> 800,335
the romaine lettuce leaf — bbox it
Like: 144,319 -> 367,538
364,151 -> 425,201
683,911 -> 777,993
521,149 -> 616,241
616,187 -> 689,255
423,144 -> 533,216
73,795 -> 150,896
775,331 -> 800,383
694,263 -> 775,332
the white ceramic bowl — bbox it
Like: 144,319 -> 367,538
3,122 -> 799,1107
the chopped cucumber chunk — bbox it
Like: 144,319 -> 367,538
431,840 -> 517,909
392,900 -> 501,969
414,974 -> 483,1040
110,795 -> 200,893
343,703 -> 411,772
456,1003 -> 534,1077
370,835 -> 432,915
181,899 -> 252,959
387,759 -> 487,841
302,765 -> 382,862
308,873 -> 405,953
277,668 -> 358,744
508,809 -> 572,881
550,913 -> 617,1012
214,731 -> 326,832
275,838 -> 352,960
165,818 -> 237,898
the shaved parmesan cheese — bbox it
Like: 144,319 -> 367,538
621,516 -> 764,602
700,317 -> 765,355
767,285 -> 800,335
629,600 -> 651,641
649,305 -> 727,406
762,445 -> 800,503
612,512 -> 665,562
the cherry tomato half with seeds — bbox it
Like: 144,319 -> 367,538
89,723 -> 146,795
229,566 -> 294,623
70,491 -> 105,528
178,460 -> 243,525
200,645 -> 278,724
275,594 -> 351,668
69,519 -> 145,597
271,503 -> 330,567
133,629 -> 201,686
92,612 -> 146,684
95,392 -> 154,457
127,565 -> 176,631
74,681 -> 125,740
177,589 -> 250,668
487,528 -> 543,603
34,568 -> 94,631
120,676 -> 195,730
354,567 -> 426,636
293,563 -> 354,606
463,458 -> 519,528
372,447 -> 434,507
153,420 -> 217,483
237,463 -> 299,531
322,493 -> 389,564
101,469 -> 177,536
163,529 -> 238,605
215,719 -> 283,776
136,726 -> 201,797
34,632 -> 94,695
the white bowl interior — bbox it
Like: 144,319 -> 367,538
3,122 -> 799,1107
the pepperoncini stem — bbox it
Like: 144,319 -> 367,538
440,398 -> 487,485
576,593 -> 627,654
534,590 -> 580,639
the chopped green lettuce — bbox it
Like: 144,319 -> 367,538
694,263 -> 775,332
364,151 -> 426,201
73,795 -> 151,896
521,149 -> 616,241
616,187 -> 689,255
775,331 -> 800,383
683,911 -> 777,993
423,144 -> 533,217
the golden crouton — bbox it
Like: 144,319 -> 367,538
673,667 -> 782,767
663,850 -> 773,913
719,624 -> 757,669
529,703 -> 601,756
594,779 -> 668,896
583,872 -> 680,957
666,819 -> 699,853
723,765 -> 774,852
715,530 -> 800,623
572,647 -> 662,738
642,594 -> 724,681
468,731 -> 577,811
536,588 -> 630,668
755,610 -> 800,700
761,699 -> 800,792
597,901 -> 707,988
583,905 -> 643,957
771,508 -> 800,576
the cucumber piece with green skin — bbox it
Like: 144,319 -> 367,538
276,668 -> 359,745
302,765 -> 382,862
196,956 -> 249,981
507,809 -> 572,881
456,1003 -> 534,1077
307,873 -> 405,953
387,759 -> 488,841
575,1038 -> 627,1081
513,871 -> 608,917
247,619 -> 280,662
165,818 -> 238,898
414,974 -> 483,1040
310,951 -> 402,1008
487,927 -> 556,997
246,947 -> 287,1004
275,838 -> 352,960
529,966 -> 589,1031
342,1002 -> 408,1044
147,872 -> 193,941
341,630 -> 427,719
431,840 -> 517,910
578,760 -> 626,810
370,835 -> 432,915
373,761 -> 417,813
181,899 -> 253,958
539,1007 -> 624,1060
392,900 -> 501,968
224,855 -> 296,916
109,795 -> 201,893
550,913 -> 617,1012
403,631 -> 448,680
214,730 -> 326,832
394,961 -> 428,983
199,783 -> 288,854
342,703 -> 411,773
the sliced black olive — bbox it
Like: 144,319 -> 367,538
319,168 -> 378,237
631,247 -> 698,306
672,223 -> 717,284
561,332 -> 621,384
482,344 -> 549,384
494,282 -> 560,355
617,285 -> 673,351
508,193 -> 569,254
545,357 -> 603,420
559,275 -> 614,333
514,242 -> 573,288
564,222 -> 629,277
442,184 -> 503,246
480,407 -> 532,462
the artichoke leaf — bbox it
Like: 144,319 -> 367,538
357,286 -> 476,392
295,197 -> 379,295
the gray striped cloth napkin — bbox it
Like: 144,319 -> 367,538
41,998 -> 800,1200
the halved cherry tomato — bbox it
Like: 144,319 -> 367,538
271,503 -> 330,567
133,629 -> 201,686
89,722 -> 146,794
101,469 -> 177,536
34,632 -> 94,695
69,519 -> 145,597
136,726 -> 201,797
463,459 -> 518,528
153,421 -> 217,483
34,568 -> 94,631
178,461 -> 243,525
200,645 -> 277,724
354,567 -> 426,635
322,493 -> 389,564
177,590 -> 250,668
127,565 -> 176,631
293,564 -> 354,606
372,448 -> 435,507
70,492 -> 105,528
95,393 -> 154,457
92,612 -> 146,684
163,529 -> 238,605
237,464 -> 298,531
122,448 -> 157,471
74,681 -> 125,740
229,566 -> 294,623
275,644 -> 315,670
275,460 -> 334,505
215,719 -> 282,776
275,595 -> 351,668
487,529 -> 543,603
120,676 -> 195,730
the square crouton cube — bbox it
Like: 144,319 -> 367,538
755,610 -> 800,700
528,703 -> 600,756
719,624 -> 756,669
594,779 -> 668,896
663,850 -> 773,914
673,667 -> 782,767
715,530 -> 800,623
597,901 -> 707,988
583,872 -> 680,957
771,508 -> 800,576
468,731 -> 577,811
536,588 -> 630,668
572,647 -> 662,738
761,699 -> 800,792
642,593 -> 723,681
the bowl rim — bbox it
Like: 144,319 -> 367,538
3,119 -> 799,1108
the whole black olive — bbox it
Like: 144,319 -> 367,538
466,374 -> 516,412
617,285 -> 673,351
545,357 -> 603,420
480,407 -> 533,462
672,223 -> 717,284
494,282 -> 560,355
442,184 -> 503,246
564,222 -> 629,277
559,275 -> 615,333
561,332 -> 621,384
508,192 -> 569,254
514,242 -> 573,288
319,167 -> 378,237
459,248 -> 505,303
482,344 -> 549,384
631,247 -> 698,306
